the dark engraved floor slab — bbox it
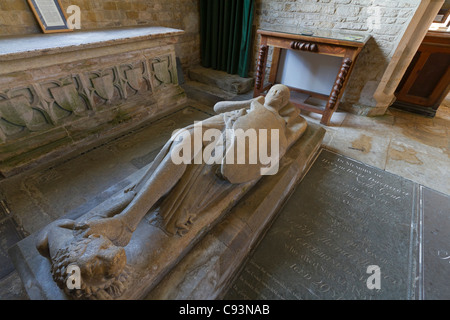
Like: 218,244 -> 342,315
420,186 -> 450,300
225,149 -> 418,300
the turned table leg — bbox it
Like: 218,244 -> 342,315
321,57 -> 353,125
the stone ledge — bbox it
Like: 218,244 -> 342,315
189,66 -> 254,94
0,26 -> 184,62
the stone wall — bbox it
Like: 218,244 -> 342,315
253,0 -> 422,115
0,0 -> 428,114
0,0 -> 200,72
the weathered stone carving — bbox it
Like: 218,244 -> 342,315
0,95 -> 33,136
255,45 -> 268,90
89,68 -> 118,104
151,55 -> 175,87
0,28 -> 187,178
42,76 -> 89,120
35,85 -> 308,299
290,41 -> 318,52
120,61 -> 151,97
326,57 -> 353,111
0,86 -> 51,136
0,55 -> 173,143
37,219 -> 132,299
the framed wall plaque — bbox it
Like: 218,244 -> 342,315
27,0 -> 72,33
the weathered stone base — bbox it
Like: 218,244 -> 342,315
9,122 -> 325,300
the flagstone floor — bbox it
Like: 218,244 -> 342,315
299,96 -> 450,196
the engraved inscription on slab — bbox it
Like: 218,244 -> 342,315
225,150 -> 417,300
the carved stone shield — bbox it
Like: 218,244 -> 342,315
125,68 -> 144,92
91,74 -> 115,101
0,95 -> 48,134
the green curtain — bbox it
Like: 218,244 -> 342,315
200,0 -> 254,78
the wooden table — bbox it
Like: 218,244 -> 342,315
254,27 -> 369,125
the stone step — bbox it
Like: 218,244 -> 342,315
188,66 -> 254,95
182,80 -> 235,107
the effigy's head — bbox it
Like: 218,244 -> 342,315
265,84 -> 290,110
51,234 -> 129,299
